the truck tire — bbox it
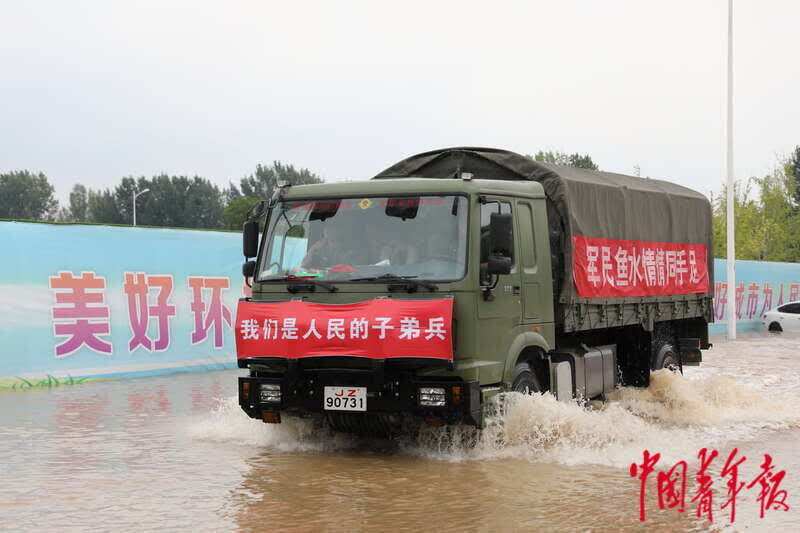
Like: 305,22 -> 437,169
652,342 -> 680,372
512,362 -> 542,394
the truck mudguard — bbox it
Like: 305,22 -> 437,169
503,331 -> 551,384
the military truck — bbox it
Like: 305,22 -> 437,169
236,147 -> 713,433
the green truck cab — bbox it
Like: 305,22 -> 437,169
237,148 -> 712,433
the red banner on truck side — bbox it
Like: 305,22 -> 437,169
573,236 -> 709,298
235,298 -> 454,361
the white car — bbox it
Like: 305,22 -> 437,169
763,301 -> 800,333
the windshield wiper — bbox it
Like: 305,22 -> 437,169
265,275 -> 338,293
350,274 -> 438,293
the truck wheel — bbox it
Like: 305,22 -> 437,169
768,322 -> 783,333
652,342 -> 680,373
512,362 -> 542,394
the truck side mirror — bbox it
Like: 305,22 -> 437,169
243,220 -> 259,258
242,260 -> 256,288
489,212 -> 513,258
242,260 -> 256,278
487,254 -> 512,276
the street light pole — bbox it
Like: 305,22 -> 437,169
726,0 -> 736,340
132,188 -> 150,227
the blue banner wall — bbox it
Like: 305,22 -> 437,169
1,221 -> 245,388
710,258 -> 800,334
2,221 -> 799,387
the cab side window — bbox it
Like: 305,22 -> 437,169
480,201 -> 513,284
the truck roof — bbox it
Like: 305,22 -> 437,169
372,146 -> 711,241
373,146 -> 706,201
373,147 -> 714,303
280,176 -> 546,200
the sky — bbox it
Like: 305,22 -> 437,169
1,0 -> 798,205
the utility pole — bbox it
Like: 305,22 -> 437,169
133,188 -> 150,227
726,0 -> 736,340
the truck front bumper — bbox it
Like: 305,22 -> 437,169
238,373 -> 482,429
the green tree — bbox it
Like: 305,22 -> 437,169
528,150 -> 599,170
0,170 -> 58,220
567,153 -> 599,170
224,181 -> 242,205
179,177 -> 226,229
84,175 -> 226,228
69,184 -> 88,222
87,188 -> 124,224
711,162 -> 798,262
240,162 -> 323,200
111,176 -> 141,225
788,145 -> 800,206
127,175 -> 219,228
70,163 -> 320,229
224,196 -> 261,229
530,150 -> 570,166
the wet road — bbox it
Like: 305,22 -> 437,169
2,334 -> 800,532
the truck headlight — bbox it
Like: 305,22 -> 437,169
260,383 -> 281,403
418,387 -> 446,407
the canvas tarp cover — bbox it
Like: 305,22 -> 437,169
373,147 -> 713,303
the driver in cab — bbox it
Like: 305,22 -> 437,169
364,223 -> 418,266
301,224 -> 351,269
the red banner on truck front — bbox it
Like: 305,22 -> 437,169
235,298 -> 454,361
573,236 -> 709,298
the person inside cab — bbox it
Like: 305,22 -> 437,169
364,222 -> 418,266
301,223 -> 351,269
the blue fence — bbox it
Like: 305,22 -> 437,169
0,221 -> 244,389
1,221 -> 797,388
709,258 -> 800,335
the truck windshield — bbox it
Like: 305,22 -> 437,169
258,195 -> 468,282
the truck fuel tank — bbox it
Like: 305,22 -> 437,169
549,344 -> 617,402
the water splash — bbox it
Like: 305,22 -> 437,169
191,367 -> 800,468
190,397 -> 357,452
610,369 -> 792,426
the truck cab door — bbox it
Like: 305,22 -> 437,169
477,198 -> 522,320
515,198 -> 554,324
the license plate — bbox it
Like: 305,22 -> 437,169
323,386 -> 367,411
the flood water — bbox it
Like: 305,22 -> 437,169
2,334 -> 800,532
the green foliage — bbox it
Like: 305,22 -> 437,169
567,153 -> 599,170
240,161 -> 323,200
68,162 -> 323,230
83,175 -> 226,228
712,160 -> 799,261
528,150 -> 599,170
69,184 -> 88,221
224,196 -> 261,230
0,170 -> 58,220
224,180 -> 242,205
133,175 -> 226,229
0,374 -> 90,391
1,161 -> 326,229
87,188 -> 125,224
788,145 -> 800,206
530,150 -> 570,166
